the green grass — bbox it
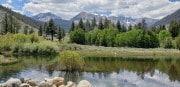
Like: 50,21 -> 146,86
75,45 -> 180,59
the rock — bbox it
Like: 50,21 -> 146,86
66,81 -> 76,87
39,81 -> 52,87
77,80 -> 92,87
20,83 -> 30,87
0,83 -> 8,87
52,77 -> 64,86
58,85 -> 65,87
27,79 -> 37,86
20,78 -> 31,83
52,84 -> 57,87
5,78 -> 22,87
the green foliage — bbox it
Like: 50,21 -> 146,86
98,18 -> 104,30
13,41 -> 58,55
46,19 -> 57,41
38,25 -> 43,36
23,26 -> 29,35
0,33 -> 58,55
1,13 -> 21,34
162,37 -> 173,49
59,50 -> 84,71
115,30 -> 159,48
70,28 -> 85,44
115,29 -> 141,47
175,35 -> 180,50
29,33 -> 40,43
70,21 -> 75,32
169,20 -> 179,38
158,30 -> 171,47
91,17 -> 97,29
116,20 -> 122,32
158,30 -> 171,41
29,28 -> 35,34
78,18 -> 85,30
57,27 -> 65,41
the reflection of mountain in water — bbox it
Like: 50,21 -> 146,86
0,56 -> 180,86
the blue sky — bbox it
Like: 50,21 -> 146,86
0,0 -> 180,20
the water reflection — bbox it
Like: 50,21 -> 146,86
0,56 -> 180,87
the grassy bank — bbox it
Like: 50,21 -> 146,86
74,45 -> 180,59
0,55 -> 19,65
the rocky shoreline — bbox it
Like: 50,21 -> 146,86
0,77 -> 92,87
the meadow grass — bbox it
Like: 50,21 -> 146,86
76,45 -> 180,59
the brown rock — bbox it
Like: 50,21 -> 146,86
66,81 -> 76,87
20,83 -> 31,87
77,80 -> 92,87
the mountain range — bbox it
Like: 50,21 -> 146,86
0,4 -> 179,32
32,11 -> 158,31
153,9 -> 180,26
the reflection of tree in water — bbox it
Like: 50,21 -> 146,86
168,64 -> 180,81
58,71 -> 83,84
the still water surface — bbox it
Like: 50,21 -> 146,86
0,56 -> 179,87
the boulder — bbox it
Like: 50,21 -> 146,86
0,83 -> 8,87
65,81 -> 76,87
20,78 -> 37,86
52,77 -> 64,86
27,79 -> 37,86
20,83 -> 30,87
58,85 -> 65,87
5,78 -> 22,87
39,81 -> 52,87
77,80 -> 92,87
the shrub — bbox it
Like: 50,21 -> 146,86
12,41 -> 59,55
59,50 -> 84,71
163,37 -> 173,49
70,28 -> 85,44
175,35 -> 180,50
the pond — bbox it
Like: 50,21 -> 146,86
0,56 -> 180,87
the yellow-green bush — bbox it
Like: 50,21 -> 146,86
59,50 -> 84,71
0,33 -> 58,55
13,41 -> 59,55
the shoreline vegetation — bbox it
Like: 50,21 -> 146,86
76,45 -> 180,59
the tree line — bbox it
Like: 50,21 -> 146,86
0,13 -> 65,41
70,17 -> 180,49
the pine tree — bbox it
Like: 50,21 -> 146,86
78,18 -> 85,30
98,18 -> 104,30
70,21 -> 75,32
48,19 -> 56,41
104,17 -> 109,29
169,20 -> 179,38
13,19 -> 20,34
91,17 -> 97,29
38,25 -> 43,36
58,27 -> 62,41
24,26 -> 29,35
1,13 -> 9,34
8,14 -> 13,33
116,20 -> 122,32
141,19 -> 147,30
122,25 -> 127,32
29,28 -> 34,34
85,19 -> 91,31
128,25 -> 132,31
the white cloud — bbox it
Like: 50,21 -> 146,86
2,3 -> 14,9
23,0 -> 180,20
7,0 -> 13,4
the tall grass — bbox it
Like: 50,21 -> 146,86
0,33 -> 59,55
